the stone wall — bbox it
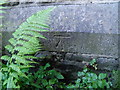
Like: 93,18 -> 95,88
1,0 -> 120,81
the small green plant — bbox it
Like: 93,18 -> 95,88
20,63 -> 65,89
67,59 -> 112,89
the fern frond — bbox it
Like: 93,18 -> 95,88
0,6 -> 8,9
0,10 -> 6,13
28,37 -> 41,45
21,22 -> 50,29
9,38 -> 17,46
14,46 -> 40,55
1,7 -> 55,89
9,64 -> 21,72
0,0 -> 8,20
23,56 -> 38,59
12,55 -> 37,65
0,0 -> 8,5
14,30 -> 46,39
17,35 -> 32,41
10,72 -> 19,79
5,45 -> 14,53
1,55 -> 11,62
19,65 -> 34,69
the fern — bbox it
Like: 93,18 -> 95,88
0,7 -> 55,89
0,0 -> 8,19
0,0 -> 8,89
0,0 -> 8,39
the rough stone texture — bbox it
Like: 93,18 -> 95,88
1,1 -> 120,82
8,0 -> 120,3
51,4 -> 118,34
41,32 -> 118,57
2,3 -> 118,34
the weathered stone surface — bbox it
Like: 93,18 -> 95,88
97,58 -> 119,71
1,1 -> 119,80
2,2 -> 118,33
50,4 -> 118,34
8,0 -> 119,3
2,2 -> 119,57
41,32 -> 118,57
2,31 -> 119,58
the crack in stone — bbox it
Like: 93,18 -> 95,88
55,39 -> 61,48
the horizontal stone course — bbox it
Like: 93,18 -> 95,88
8,0 -> 120,3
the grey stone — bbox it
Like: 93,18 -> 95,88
34,51 -> 52,59
97,58 -> 119,71
2,31 -> 119,58
41,32 -> 118,58
50,3 -> 118,34
2,2 -> 118,33
2,2 -> 119,58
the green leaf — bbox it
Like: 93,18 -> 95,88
17,72 -> 28,78
3,79 -> 8,86
46,86 -> 53,89
56,73 -> 64,79
1,67 -> 9,71
83,68 -> 88,72
0,6 -> 8,9
98,73 -> 106,79
44,63 -> 50,70
7,76 -> 15,88
20,22 -> 49,30
23,56 -> 37,59
76,78 -> 81,83
67,84 -> 75,88
0,0 -> 8,5
17,35 -> 32,41
0,10 -> 6,13
5,45 -> 13,53
106,83 -> 110,88
9,64 -> 20,72
78,72 -> 85,77
88,86 -> 92,88
31,83 -> 41,88
42,79 -> 48,86
49,79 -> 56,85
98,80 -> 105,88
0,72 -> 2,80
91,73 -> 97,80
19,65 -> 34,69
14,46 -> 39,55
1,55 -> 11,61
92,83 -> 98,88
90,59 -> 96,65
12,55 -> 36,65
9,38 -> 17,46
10,72 -> 19,79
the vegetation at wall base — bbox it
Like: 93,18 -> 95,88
67,59 -> 113,89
